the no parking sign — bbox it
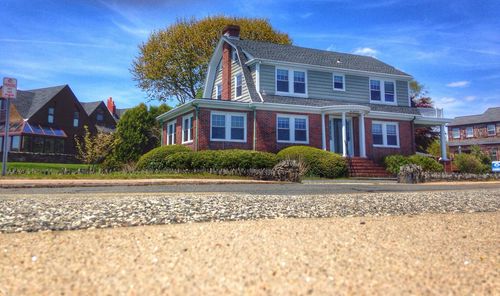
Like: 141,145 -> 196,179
492,161 -> 500,172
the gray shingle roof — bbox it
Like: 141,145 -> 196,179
10,85 -> 67,119
227,38 -> 411,77
262,95 -> 421,115
80,101 -> 102,116
449,107 -> 500,126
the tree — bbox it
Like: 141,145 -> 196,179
112,103 -> 171,163
409,80 -> 439,152
132,16 -> 291,104
426,139 -> 449,159
74,126 -> 115,166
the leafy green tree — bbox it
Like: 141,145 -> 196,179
132,16 -> 291,104
74,126 -> 115,166
112,103 -> 171,163
426,139 -> 449,158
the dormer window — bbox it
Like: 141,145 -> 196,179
276,68 -> 307,96
333,73 -> 345,91
96,111 -> 104,122
48,107 -> 55,124
370,78 -> 396,104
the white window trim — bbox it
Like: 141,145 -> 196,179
215,83 -> 222,100
369,77 -> 397,105
275,67 -> 308,97
372,121 -> 400,148
167,120 -> 176,145
276,114 -> 309,144
487,124 -> 496,136
234,72 -> 243,99
452,128 -> 460,139
332,73 -> 346,91
466,126 -> 474,138
210,111 -> 247,143
182,113 -> 194,144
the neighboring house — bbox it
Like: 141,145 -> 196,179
0,86 -> 123,162
448,107 -> 500,161
157,25 -> 450,164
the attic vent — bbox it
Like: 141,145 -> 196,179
336,58 -> 342,64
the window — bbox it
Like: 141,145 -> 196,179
452,128 -> 460,139
216,83 -> 222,100
487,124 -> 496,136
276,69 -> 289,93
48,107 -> 54,124
44,138 -> 55,153
370,79 -> 396,104
294,71 -> 306,94
372,121 -> 399,147
11,136 -> 20,151
55,139 -> 65,154
276,68 -> 307,96
466,126 -> 473,138
182,114 -> 193,143
235,73 -> 243,97
210,111 -> 247,142
73,111 -> 79,127
333,74 -> 345,91
167,121 -> 176,145
96,111 -> 104,122
276,114 -> 309,143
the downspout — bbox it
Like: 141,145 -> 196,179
252,106 -> 257,151
193,102 -> 200,152
411,116 -> 416,154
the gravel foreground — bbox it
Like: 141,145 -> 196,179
1,189 -> 499,233
1,213 -> 498,295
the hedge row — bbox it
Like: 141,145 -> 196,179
136,145 -> 348,179
384,154 -> 444,175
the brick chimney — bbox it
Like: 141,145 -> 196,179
222,24 -> 240,39
107,97 -> 116,115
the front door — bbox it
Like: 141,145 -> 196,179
329,118 -> 354,156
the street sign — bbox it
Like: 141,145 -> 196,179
1,77 -> 17,99
492,161 -> 500,172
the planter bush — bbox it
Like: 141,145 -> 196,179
165,152 -> 194,170
191,149 -> 278,170
454,153 -> 490,174
277,146 -> 347,178
408,155 -> 443,172
384,155 -> 410,175
136,145 -> 191,171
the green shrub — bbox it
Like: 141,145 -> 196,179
191,149 -> 278,170
277,146 -> 347,178
100,155 -> 124,171
454,153 -> 490,174
384,155 -> 410,174
408,155 -> 443,172
136,145 -> 191,171
165,152 -> 193,170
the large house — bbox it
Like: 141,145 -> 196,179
448,107 -> 500,161
157,25 -> 450,169
0,85 -> 124,162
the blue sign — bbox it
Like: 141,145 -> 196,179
492,161 -> 500,172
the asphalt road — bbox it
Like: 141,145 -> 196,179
1,179 -> 499,195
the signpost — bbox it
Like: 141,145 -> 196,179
492,161 -> 500,173
1,77 -> 17,176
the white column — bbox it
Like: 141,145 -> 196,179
321,112 -> 326,151
440,124 -> 448,160
341,112 -> 347,157
359,113 -> 367,158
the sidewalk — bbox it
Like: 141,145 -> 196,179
0,178 -> 281,189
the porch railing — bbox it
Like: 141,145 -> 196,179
418,107 -> 444,118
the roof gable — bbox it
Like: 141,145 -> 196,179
9,85 -> 67,119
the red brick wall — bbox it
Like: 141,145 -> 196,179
255,110 -> 323,153
197,108 -> 254,151
365,118 -> 415,163
221,43 -> 232,101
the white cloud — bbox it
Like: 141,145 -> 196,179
326,44 -> 336,51
464,96 -> 476,102
299,12 -> 313,19
352,47 -> 378,57
440,97 -> 457,104
446,80 -> 470,87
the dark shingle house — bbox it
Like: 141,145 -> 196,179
0,85 -> 123,162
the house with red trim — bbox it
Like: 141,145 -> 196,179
157,25 -> 450,171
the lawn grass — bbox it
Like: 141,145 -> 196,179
4,162 -> 89,171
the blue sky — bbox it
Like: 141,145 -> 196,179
1,0 -> 499,118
